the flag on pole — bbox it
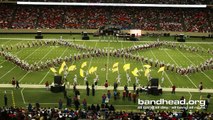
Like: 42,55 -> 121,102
158,67 -> 165,73
123,63 -> 130,71
89,67 -> 94,74
93,67 -> 97,73
61,61 -> 66,68
89,66 -> 98,74
144,69 -> 151,77
131,71 -> 139,77
133,68 -> 139,73
112,67 -> 118,73
143,64 -> 151,69
81,61 -> 87,68
113,62 -> 119,68
68,65 -> 76,71
80,69 -> 84,77
50,67 -> 57,73
131,68 -> 139,77
58,61 -> 66,74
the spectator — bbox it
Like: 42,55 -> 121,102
133,83 -> 136,91
74,97 -> 80,110
16,80 -> 20,89
11,77 -> 16,88
199,82 -> 203,93
207,93 -> 211,104
82,98 -> 87,110
4,92 -> 7,106
109,104 -> 115,111
66,96 -> 72,107
92,84 -> 95,96
35,102 -> 40,110
45,81 -> 49,90
128,91 -> 132,101
28,103 -> 32,112
114,90 -> 117,100
172,85 -> 176,94
58,99 -> 63,109
86,86 -> 90,96
114,82 -> 118,90
104,80 -> 108,89
102,94 -> 106,104
107,90 -> 111,100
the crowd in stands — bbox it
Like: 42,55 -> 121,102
0,106 -> 213,119
12,6 -> 38,29
37,6 -> 64,29
0,4 -> 14,29
19,0 -> 213,5
0,4 -> 212,33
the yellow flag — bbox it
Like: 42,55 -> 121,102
131,71 -> 139,77
59,61 -> 66,74
113,62 -> 119,68
144,69 -> 151,77
143,64 -> 151,69
93,67 -> 97,73
89,66 -> 98,74
50,67 -> 57,73
89,67 -> 94,74
158,67 -> 165,73
131,67 -> 139,77
58,68 -> 63,74
133,67 -> 139,73
80,69 -> 84,77
68,65 -> 76,71
81,62 -> 87,68
112,67 -> 118,73
61,61 -> 66,68
123,63 -> 130,71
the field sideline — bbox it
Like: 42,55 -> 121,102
0,34 -> 213,111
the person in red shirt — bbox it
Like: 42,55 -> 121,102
45,81 -> 49,90
11,77 -> 16,88
102,94 -> 106,104
128,92 -> 131,101
104,80 -> 108,90
172,85 -> 176,94
132,92 -> 137,103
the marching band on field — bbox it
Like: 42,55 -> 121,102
0,40 -> 213,77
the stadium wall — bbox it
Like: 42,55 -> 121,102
0,29 -> 212,37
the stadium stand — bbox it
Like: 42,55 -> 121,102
0,4 -> 212,33
0,106 -> 213,119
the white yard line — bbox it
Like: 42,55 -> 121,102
21,88 -> 26,104
150,50 -> 173,86
163,49 -> 197,88
19,47 -> 55,82
11,90 -> 15,107
106,42 -> 110,81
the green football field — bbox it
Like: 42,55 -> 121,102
0,34 -> 213,112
